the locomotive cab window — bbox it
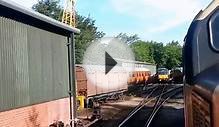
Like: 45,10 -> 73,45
209,10 -> 219,51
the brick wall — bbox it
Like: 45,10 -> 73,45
0,97 -> 71,127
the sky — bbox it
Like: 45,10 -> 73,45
10,0 -> 211,44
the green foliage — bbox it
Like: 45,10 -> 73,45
163,41 -> 182,69
131,41 -> 154,63
32,0 -> 105,64
32,0 -> 62,21
130,40 -> 182,69
75,14 -> 105,63
149,41 -> 166,67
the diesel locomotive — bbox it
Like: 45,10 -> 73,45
184,0 -> 219,126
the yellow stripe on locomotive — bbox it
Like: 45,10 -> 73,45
157,68 -> 169,82
158,75 -> 169,80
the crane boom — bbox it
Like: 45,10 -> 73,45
62,0 -> 76,27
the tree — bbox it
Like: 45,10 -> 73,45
130,40 -> 182,69
32,0 -> 62,21
150,41 -> 166,67
116,33 -> 139,45
32,0 -> 105,64
164,41 -> 182,69
130,41 -> 154,63
75,14 -> 105,63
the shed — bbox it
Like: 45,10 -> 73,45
0,0 -> 79,126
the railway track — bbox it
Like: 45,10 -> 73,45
119,84 -> 183,127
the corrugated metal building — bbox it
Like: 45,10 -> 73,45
0,0 -> 79,126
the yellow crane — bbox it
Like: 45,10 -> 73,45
62,0 -> 76,27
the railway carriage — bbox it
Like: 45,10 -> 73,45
75,61 -> 156,108
127,61 -> 156,85
76,65 -> 128,108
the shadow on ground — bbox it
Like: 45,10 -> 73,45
91,105 -> 184,127
90,84 -> 184,127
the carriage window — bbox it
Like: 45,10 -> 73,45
209,10 -> 219,51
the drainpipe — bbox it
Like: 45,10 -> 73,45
68,33 -> 77,127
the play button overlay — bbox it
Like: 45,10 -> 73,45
82,37 -> 134,89
105,52 -> 117,74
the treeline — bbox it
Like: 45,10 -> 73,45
116,33 -> 182,69
32,0 -> 182,69
131,40 -> 182,69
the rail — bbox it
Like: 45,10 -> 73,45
144,87 -> 183,127
118,84 -> 183,127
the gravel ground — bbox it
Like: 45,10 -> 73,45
122,106 -> 184,127
82,84 -> 184,127
89,99 -> 184,127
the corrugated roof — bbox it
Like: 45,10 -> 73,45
0,0 -> 80,34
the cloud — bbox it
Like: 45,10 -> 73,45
10,0 -> 38,8
110,0 -> 209,33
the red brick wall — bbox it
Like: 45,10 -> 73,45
0,97 -> 71,127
